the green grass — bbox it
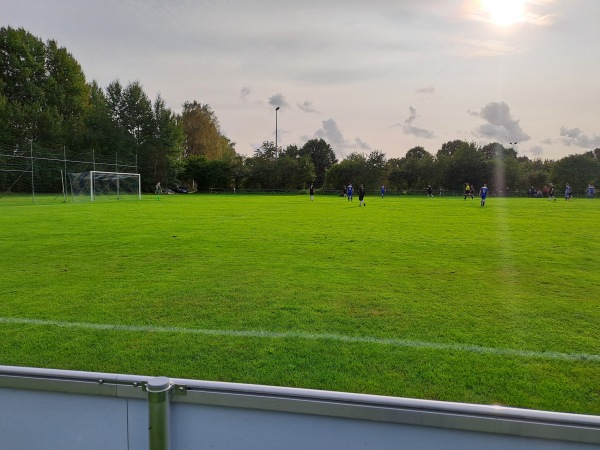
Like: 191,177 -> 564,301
0,193 -> 599,414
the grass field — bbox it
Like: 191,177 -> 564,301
0,192 -> 599,415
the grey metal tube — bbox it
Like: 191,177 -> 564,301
147,376 -> 172,450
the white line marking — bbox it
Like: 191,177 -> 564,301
2,317 -> 599,362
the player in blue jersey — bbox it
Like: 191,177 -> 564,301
565,183 -> 572,200
479,183 -> 489,207
587,184 -> 595,199
380,185 -> 386,198
347,183 -> 353,202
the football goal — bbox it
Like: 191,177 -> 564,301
68,171 -> 141,202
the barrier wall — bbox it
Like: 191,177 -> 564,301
1,365 -> 599,450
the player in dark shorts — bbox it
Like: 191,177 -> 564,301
548,183 -> 556,201
358,184 -> 366,206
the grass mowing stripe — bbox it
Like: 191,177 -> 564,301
3,316 -> 599,363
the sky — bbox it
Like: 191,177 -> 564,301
4,0 -> 600,160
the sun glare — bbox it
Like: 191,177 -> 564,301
480,0 -> 526,27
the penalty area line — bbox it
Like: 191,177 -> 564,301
1,317 -> 599,363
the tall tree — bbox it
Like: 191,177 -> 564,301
0,26 -> 89,147
181,101 -> 235,160
299,138 -> 337,187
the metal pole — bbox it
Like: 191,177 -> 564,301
30,140 -> 35,203
63,146 -> 68,203
116,152 -> 120,200
147,376 -> 172,450
275,106 -> 280,158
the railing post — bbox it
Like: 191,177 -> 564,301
147,376 -> 172,450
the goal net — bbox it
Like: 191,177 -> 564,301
68,171 -> 141,202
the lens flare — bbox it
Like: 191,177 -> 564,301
480,0 -> 527,27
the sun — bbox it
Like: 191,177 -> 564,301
480,0 -> 527,27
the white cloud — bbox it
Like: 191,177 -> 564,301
312,118 -> 371,158
457,39 -> 527,57
559,127 -> 600,148
527,146 -> 544,157
471,102 -> 530,143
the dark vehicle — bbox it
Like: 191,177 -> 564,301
173,185 -> 188,194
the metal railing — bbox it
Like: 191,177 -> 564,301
1,365 -> 599,449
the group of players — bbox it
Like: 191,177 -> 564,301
462,183 -> 489,206
309,181 -> 594,208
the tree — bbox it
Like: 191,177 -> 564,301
323,154 -> 365,190
298,138 -> 337,188
140,94 -> 184,190
183,155 -> 233,191
0,27 -> 89,147
181,101 -> 235,160
436,141 -> 488,190
551,154 -> 600,191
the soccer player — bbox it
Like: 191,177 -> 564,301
309,183 -> 315,201
587,184 -> 595,199
464,182 -> 470,200
426,185 -> 433,198
347,183 -> 353,202
479,183 -> 489,207
380,185 -> 386,198
565,183 -> 572,200
358,184 -> 366,206
548,183 -> 556,201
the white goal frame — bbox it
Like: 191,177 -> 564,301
89,171 -> 142,202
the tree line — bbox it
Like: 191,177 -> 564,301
1,26 -> 599,195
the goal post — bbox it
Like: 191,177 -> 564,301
90,171 -> 141,202
68,171 -> 141,202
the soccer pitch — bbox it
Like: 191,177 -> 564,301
0,193 -> 599,415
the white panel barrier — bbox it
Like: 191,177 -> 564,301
0,365 -> 599,450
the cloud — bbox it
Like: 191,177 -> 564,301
457,39 -> 527,57
401,106 -> 434,138
315,118 -> 346,148
415,86 -> 435,95
527,146 -> 544,157
268,93 -> 289,109
297,100 -> 318,113
312,118 -> 371,158
471,102 -> 530,143
559,127 -> 600,148
240,86 -> 251,101
353,137 -> 371,151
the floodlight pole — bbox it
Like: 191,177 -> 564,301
275,106 -> 280,158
